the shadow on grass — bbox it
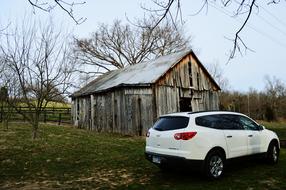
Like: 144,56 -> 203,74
135,153 -> 285,190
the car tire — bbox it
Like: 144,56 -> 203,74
204,150 -> 225,179
266,142 -> 279,164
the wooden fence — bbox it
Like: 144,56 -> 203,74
0,106 -> 71,125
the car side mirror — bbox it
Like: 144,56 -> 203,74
259,125 -> 265,130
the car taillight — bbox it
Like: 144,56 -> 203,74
146,131 -> 150,137
174,132 -> 197,140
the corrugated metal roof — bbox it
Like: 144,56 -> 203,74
72,49 -> 192,97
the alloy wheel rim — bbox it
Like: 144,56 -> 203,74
273,146 -> 278,162
209,155 -> 223,178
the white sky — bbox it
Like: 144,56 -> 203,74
1,0 -> 286,92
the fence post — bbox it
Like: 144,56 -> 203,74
58,113 -> 61,126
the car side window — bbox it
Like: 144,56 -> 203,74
239,116 -> 259,131
218,114 -> 244,130
195,114 -> 244,130
195,115 -> 218,129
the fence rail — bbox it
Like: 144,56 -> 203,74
0,106 -> 71,125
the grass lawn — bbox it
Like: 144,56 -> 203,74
0,122 -> 286,190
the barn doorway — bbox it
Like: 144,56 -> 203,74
137,98 -> 143,136
179,97 -> 192,112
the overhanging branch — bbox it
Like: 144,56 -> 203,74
28,0 -> 86,24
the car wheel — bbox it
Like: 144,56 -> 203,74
266,142 -> 279,164
204,150 -> 225,179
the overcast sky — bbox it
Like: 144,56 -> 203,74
1,0 -> 286,92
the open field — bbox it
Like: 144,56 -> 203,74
0,122 -> 285,189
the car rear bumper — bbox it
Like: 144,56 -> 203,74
145,151 -> 204,169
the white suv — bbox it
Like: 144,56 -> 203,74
145,111 -> 280,179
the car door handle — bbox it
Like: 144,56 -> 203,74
248,135 -> 253,137
226,135 -> 232,138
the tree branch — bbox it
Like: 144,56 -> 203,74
229,0 -> 256,60
28,0 -> 86,24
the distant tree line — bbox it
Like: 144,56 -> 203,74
220,76 -> 286,121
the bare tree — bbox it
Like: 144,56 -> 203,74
73,17 -> 191,79
27,0 -> 86,24
264,75 -> 286,120
0,20 -> 75,139
206,62 -> 230,91
144,0 -> 284,61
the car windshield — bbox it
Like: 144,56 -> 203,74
153,116 -> 189,131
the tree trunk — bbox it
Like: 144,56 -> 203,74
2,108 -> 10,130
32,123 -> 39,140
32,113 -> 40,140
3,106 -> 12,130
4,118 -> 8,130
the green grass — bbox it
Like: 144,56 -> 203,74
14,101 -> 71,108
0,122 -> 286,189
45,102 -> 71,108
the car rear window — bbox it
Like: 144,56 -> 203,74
153,116 -> 189,131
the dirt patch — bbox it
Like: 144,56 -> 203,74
1,168 -> 151,189
48,134 -> 63,138
1,180 -> 58,190
67,168 -> 150,188
259,178 -> 279,189
0,145 -> 8,150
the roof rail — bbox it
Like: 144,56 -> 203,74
187,110 -> 238,114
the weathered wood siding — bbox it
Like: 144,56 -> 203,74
124,88 -> 154,135
92,92 -> 112,132
71,99 -> 76,125
189,55 -> 219,111
155,85 -> 180,116
71,96 -> 91,129
155,53 -> 219,116
72,87 -> 154,135
157,55 -> 190,90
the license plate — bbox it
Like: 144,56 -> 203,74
152,156 -> 161,164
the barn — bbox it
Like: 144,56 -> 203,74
70,49 -> 221,135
